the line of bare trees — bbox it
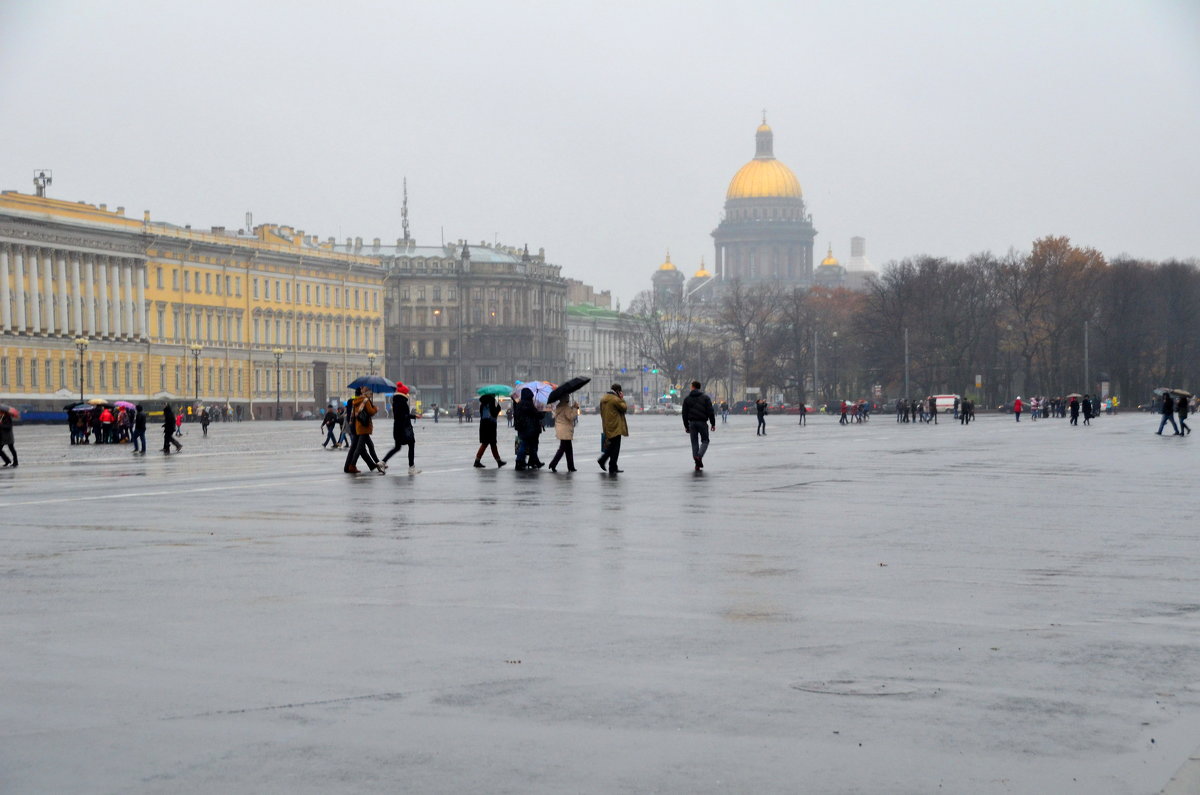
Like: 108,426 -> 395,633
626,237 -> 1198,407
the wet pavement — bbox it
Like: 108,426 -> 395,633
1,411 -> 1197,794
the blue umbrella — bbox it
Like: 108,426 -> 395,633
347,374 -> 397,393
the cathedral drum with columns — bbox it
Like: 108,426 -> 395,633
712,117 -> 817,285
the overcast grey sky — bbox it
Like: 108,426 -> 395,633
2,0 -> 1198,305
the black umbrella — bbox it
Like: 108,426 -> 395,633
546,376 -> 591,404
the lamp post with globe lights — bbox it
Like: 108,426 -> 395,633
74,337 -> 89,402
272,348 -> 284,420
190,344 -> 202,406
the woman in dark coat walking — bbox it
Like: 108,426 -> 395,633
473,394 -> 507,468
161,403 -> 182,454
0,408 -> 17,467
513,387 -> 544,470
1178,395 -> 1191,436
382,390 -> 420,473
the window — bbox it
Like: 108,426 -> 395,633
373,291 -> 379,310
175,365 -> 181,392
112,361 -> 119,389
354,290 -> 360,309
157,308 -> 165,338
124,362 -> 131,390
305,284 -> 311,304
205,273 -> 212,293
159,363 -> 166,391
97,359 -> 105,388
235,277 -> 241,297
285,282 -> 291,302
216,274 -> 223,295
58,360 -> 66,389
137,363 -> 144,390
183,271 -> 190,292
156,268 -> 163,289
254,318 -> 260,344
275,281 -> 281,301
225,275 -> 231,295
30,357 -> 38,388
253,278 -> 259,299
172,269 -> 179,290
432,286 -> 441,301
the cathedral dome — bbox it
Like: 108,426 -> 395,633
658,252 -> 677,271
820,245 -> 840,267
726,120 -> 803,200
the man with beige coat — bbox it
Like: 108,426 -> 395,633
597,383 -> 629,474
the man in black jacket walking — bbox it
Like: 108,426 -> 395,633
682,381 -> 717,470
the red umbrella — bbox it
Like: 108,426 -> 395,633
0,404 -> 20,419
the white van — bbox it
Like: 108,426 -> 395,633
930,394 -> 961,412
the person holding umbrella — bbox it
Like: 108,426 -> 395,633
161,403 -> 182,454
382,384 -> 420,474
473,392 -> 507,468
345,387 -> 384,474
0,406 -> 17,467
547,398 -> 579,472
681,381 -> 716,471
1157,391 -> 1180,436
597,383 -> 628,474
513,387 -> 545,471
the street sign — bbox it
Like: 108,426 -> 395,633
975,374 -> 982,388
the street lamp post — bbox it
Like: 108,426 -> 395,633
190,343 -> 202,406
74,337 -> 89,402
272,348 -> 284,420
367,352 -> 376,374
831,331 -> 839,403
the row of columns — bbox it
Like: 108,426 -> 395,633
0,244 -> 147,339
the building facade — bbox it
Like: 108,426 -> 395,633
565,303 -> 638,408
0,191 -> 384,418
372,239 -> 568,407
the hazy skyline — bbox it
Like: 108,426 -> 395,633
2,0 -> 1198,305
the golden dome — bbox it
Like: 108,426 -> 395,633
694,258 -> 712,279
727,159 -> 802,200
726,118 -> 802,200
820,245 -> 840,267
658,251 -> 677,271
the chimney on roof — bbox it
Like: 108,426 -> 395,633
212,226 -> 225,235
116,206 -> 124,215
99,203 -> 107,211
354,236 -> 362,251
143,210 -> 150,222
372,237 -> 380,250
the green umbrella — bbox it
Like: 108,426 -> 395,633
476,384 -> 512,397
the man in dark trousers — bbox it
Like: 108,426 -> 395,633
681,381 -> 717,471
755,398 -> 768,435
1157,392 -> 1180,435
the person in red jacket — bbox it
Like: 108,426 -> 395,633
1013,396 -> 1023,422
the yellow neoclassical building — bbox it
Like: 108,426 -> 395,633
0,191 -> 385,418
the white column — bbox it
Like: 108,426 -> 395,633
42,249 -> 56,333
71,255 -> 83,335
135,263 -> 146,339
110,258 -> 122,338
28,248 -> 42,334
84,256 -> 96,336
121,261 -> 134,340
0,246 -> 10,331
97,257 -> 110,337
56,254 -> 68,335
13,247 -> 26,331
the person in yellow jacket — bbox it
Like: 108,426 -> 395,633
597,383 -> 629,473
